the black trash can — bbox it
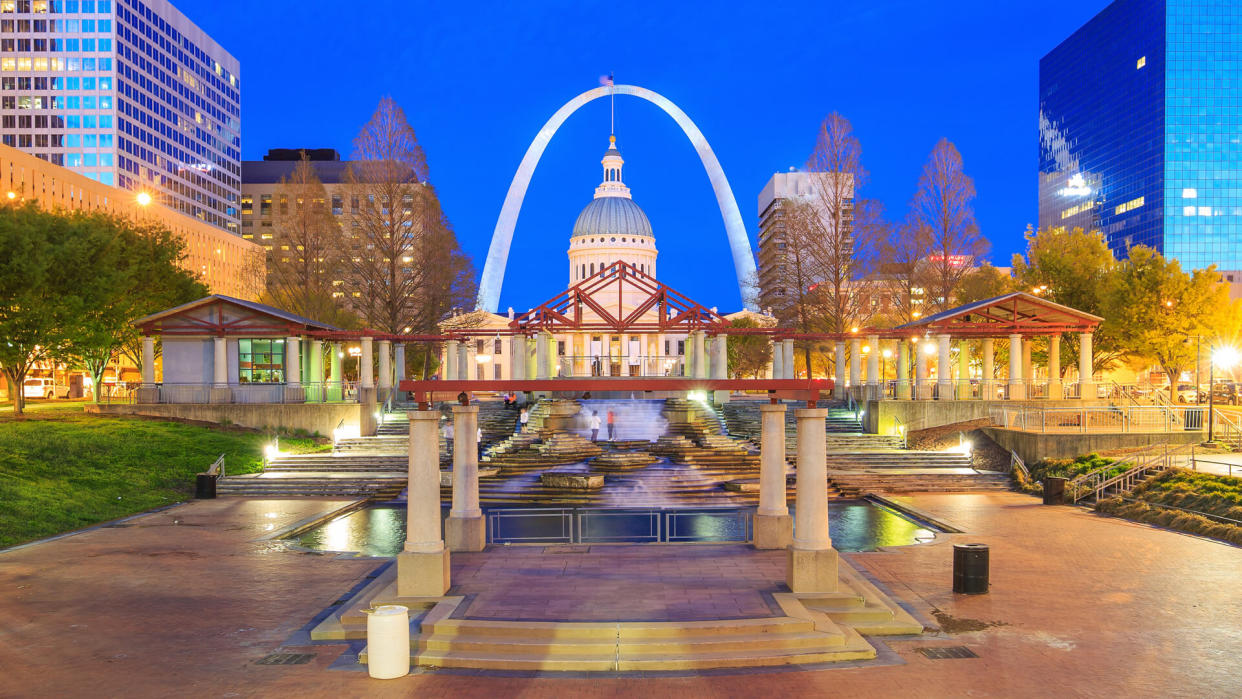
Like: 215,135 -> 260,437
1043,476 -> 1067,505
952,543 -> 989,594
195,473 -> 217,499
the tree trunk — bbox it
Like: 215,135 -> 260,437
3,368 -> 24,416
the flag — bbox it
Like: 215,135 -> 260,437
599,73 -> 614,86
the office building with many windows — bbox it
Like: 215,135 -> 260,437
1039,0 -> 1242,273
756,170 -> 852,316
0,0 -> 240,233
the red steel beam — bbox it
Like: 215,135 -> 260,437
397,377 -> 836,403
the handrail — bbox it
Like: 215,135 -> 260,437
1069,443 -> 1196,504
891,414 -> 907,448
204,453 -> 225,479
1010,450 -> 1030,481
1212,408 -> 1242,447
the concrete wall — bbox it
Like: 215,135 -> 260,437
982,427 -> 1204,464
87,402 -> 360,437
864,399 -> 1112,436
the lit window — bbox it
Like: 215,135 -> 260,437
1136,56 -> 1146,69
1184,206 -> 1197,216
1183,188 -> 1197,199
1114,196 -> 1144,215
1198,206 -> 1212,217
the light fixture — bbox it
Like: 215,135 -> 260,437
922,342 -> 937,356
136,191 -> 152,206
5,191 -> 15,200
882,349 -> 893,359
1213,346 -> 1240,369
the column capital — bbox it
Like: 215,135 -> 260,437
760,403 -> 787,414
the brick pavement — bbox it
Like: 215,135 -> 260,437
1,493 -> 1240,697
452,544 -> 784,621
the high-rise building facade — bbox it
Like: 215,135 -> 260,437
756,171 -> 853,315
1039,0 -> 1242,272
0,0 -> 240,233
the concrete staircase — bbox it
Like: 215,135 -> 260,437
824,451 -> 972,469
826,469 -> 1012,494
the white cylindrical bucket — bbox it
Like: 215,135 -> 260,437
365,604 -> 410,679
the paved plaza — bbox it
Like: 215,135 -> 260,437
1,492 -> 1239,697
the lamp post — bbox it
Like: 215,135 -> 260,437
1208,345 -> 1240,442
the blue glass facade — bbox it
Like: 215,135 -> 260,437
0,0 -> 240,232
1039,0 -> 1242,271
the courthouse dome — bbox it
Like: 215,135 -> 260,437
572,196 -> 653,239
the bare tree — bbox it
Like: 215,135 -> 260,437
911,138 -> 987,313
339,97 -> 476,337
262,153 -> 348,323
805,113 -> 874,334
876,218 -> 934,325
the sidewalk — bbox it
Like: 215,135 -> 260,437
1,493 -> 1239,697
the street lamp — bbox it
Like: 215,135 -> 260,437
136,191 -> 152,207
1208,345 -> 1240,442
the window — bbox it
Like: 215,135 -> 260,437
494,339 -> 502,354
493,364 -> 501,380
1136,56 -> 1146,69
259,194 -> 271,216
557,341 -> 565,356
238,339 -> 285,383
1182,188 -> 1197,199
677,341 -> 685,356
1114,196 -> 1144,216
476,339 -> 484,354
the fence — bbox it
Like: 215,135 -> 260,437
1067,442 -> 1197,504
990,405 -> 1207,433
486,506 -> 754,544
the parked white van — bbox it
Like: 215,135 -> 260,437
22,378 -> 69,399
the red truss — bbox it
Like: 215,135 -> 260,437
511,260 -> 728,333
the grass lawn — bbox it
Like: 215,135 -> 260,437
0,400 -> 330,548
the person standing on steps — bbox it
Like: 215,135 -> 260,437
606,408 -> 616,441
477,425 -> 484,460
519,407 -> 529,433
590,411 -> 601,442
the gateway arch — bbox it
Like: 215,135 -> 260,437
475,84 -> 758,313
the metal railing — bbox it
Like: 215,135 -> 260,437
129,381 -> 363,405
1211,409 -> 1242,448
892,414 -> 907,448
1068,443 -> 1196,504
486,506 -> 754,545
990,405 -> 1207,433
1010,450 -> 1030,481
205,453 -> 225,479
1188,455 -> 1241,478
554,355 -> 688,378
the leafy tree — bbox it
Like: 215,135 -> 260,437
725,317 -> 773,378
1104,246 -> 1229,391
956,262 -> 1015,305
0,204 -> 205,413
1011,226 -> 1120,375
911,138 -> 987,312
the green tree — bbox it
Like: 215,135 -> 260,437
1104,246 -> 1229,391
725,317 -> 773,378
0,204 -> 206,413
1011,226 -> 1122,376
956,262 -> 1015,305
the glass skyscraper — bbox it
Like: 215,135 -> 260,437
0,0 -> 240,232
1039,0 -> 1242,272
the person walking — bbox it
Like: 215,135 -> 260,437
590,411 -> 601,442
477,426 -> 484,460
519,407 -> 529,433
443,419 -> 454,459
606,409 -> 616,441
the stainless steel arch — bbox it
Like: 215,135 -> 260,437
475,84 -> 758,312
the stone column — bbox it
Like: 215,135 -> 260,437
833,341 -> 846,399
712,333 -> 729,403
848,337 -> 861,393
936,334 -> 952,400
1022,339 -> 1033,396
788,407 -> 838,593
1008,334 -> 1025,400
444,340 -> 459,381
1048,335 -> 1063,399
283,336 -> 303,404
378,339 -> 392,405
330,343 -> 343,401
141,336 -> 155,385
457,342 -> 469,381
782,339 -> 795,380
209,336 -> 230,404
896,340 -> 911,400
309,339 -> 324,403
866,334 -> 880,399
395,343 -> 406,384
446,405 -> 485,551
981,338 -> 995,401
535,332 -> 549,380
509,335 -> 527,380
1079,332 -> 1094,400
957,340 -> 970,399
754,403 -> 791,549
692,331 -> 707,379
360,336 -> 376,436
771,339 -> 783,381
914,343 -> 928,399
397,410 -> 451,597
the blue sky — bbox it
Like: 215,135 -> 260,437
182,0 -> 1107,311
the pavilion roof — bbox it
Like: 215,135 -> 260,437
134,295 -> 340,336
895,291 -> 1102,337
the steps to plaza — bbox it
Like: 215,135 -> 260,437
317,556 -> 923,673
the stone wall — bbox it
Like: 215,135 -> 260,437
863,399 -> 1111,436
87,402 -> 361,437
981,427 -> 1203,463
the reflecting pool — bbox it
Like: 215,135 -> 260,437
293,501 -> 937,556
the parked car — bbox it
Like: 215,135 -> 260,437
1201,381 -> 1239,405
1173,384 -> 1199,403
22,378 -> 69,399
